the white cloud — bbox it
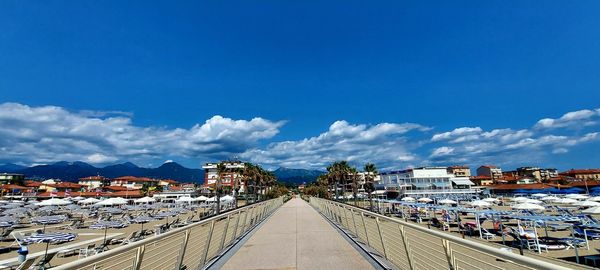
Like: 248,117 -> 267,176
430,146 -> 455,157
241,120 -> 430,170
534,109 -> 600,129
431,127 -> 482,142
0,103 -> 283,165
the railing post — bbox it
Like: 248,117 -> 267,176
176,229 -> 191,270
133,245 -> 145,270
360,212 -> 370,246
219,216 -> 231,250
442,239 -> 456,270
342,205 -> 349,228
350,208 -> 358,235
375,217 -> 388,259
232,210 -> 242,240
398,225 -> 414,270
200,220 -> 216,268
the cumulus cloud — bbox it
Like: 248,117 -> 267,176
241,120 -> 430,170
534,109 -> 600,129
0,103 -> 284,165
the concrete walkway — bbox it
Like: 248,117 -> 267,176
220,198 -> 375,270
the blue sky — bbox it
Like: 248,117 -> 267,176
0,1 -> 599,171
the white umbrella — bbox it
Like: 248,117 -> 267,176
176,197 -> 195,203
134,196 -> 156,204
512,203 -> 545,210
531,193 -> 548,197
70,196 -> 85,201
438,199 -> 457,204
417,197 -> 432,203
583,206 -> 600,214
555,198 -> 578,204
575,200 -> 600,207
523,199 -> 543,204
540,196 -> 560,202
78,198 -> 100,204
512,197 -> 528,202
220,195 -> 234,202
35,198 -> 72,206
207,197 -> 217,202
95,197 -> 128,206
194,196 -> 209,201
469,200 -> 491,207
588,196 -> 600,202
401,197 -> 415,202
482,198 -> 499,202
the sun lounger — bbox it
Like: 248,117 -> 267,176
14,256 -> 39,270
78,243 -> 96,258
34,251 -> 57,269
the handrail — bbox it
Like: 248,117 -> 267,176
54,197 -> 284,270
310,197 -> 576,270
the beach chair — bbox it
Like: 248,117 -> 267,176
78,243 -> 96,258
12,256 -> 39,270
34,251 -> 57,269
0,228 -> 14,241
481,228 -> 496,240
95,241 -> 110,254
10,232 -> 26,247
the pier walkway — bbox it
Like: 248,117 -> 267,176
220,198 -> 375,270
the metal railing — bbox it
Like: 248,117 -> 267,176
54,197 -> 284,270
310,197 -> 574,270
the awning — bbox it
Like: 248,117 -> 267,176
412,183 -> 432,188
451,179 -> 475,186
432,182 -> 451,187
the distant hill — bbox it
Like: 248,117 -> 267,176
273,167 -> 324,185
3,161 -> 204,183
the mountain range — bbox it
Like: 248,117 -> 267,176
0,162 -> 324,184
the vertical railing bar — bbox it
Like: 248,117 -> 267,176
200,220 -> 215,268
360,212 -> 371,247
375,217 -> 388,259
176,229 -> 191,270
133,245 -> 145,270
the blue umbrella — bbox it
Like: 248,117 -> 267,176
91,220 -> 128,243
24,232 -> 77,262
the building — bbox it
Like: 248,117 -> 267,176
447,166 -> 471,177
42,182 -> 85,193
0,173 -> 25,185
560,169 -> 600,180
378,167 -> 477,197
202,161 -> 246,192
78,176 -> 111,190
469,175 -> 493,186
477,165 -> 503,180
111,176 -> 158,190
158,179 -> 179,190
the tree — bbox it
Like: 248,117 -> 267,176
364,163 -> 378,210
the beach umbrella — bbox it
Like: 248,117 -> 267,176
512,197 -> 528,202
207,197 -> 217,202
583,206 -> 600,214
176,197 -> 195,204
438,199 -> 457,204
90,220 -> 127,243
70,196 -> 85,201
417,198 -> 432,203
79,198 -> 101,205
64,204 -> 81,210
134,196 -> 156,204
523,199 -> 543,204
95,197 -> 128,206
469,200 -> 491,207
401,197 -> 415,202
566,194 -> 589,200
588,196 -> 600,202
555,198 -> 578,204
100,207 -> 124,214
575,201 -> 600,207
531,193 -> 549,197
24,232 -> 77,261
195,196 -> 209,202
540,196 -> 560,202
220,195 -> 234,202
512,203 -> 545,211
35,198 -> 71,206
482,198 -> 499,203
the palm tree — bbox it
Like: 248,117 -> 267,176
364,163 -> 378,210
349,167 -> 359,205
215,162 -> 227,214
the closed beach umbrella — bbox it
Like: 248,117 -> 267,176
35,198 -> 71,206
438,199 -> 457,204
512,203 -> 545,210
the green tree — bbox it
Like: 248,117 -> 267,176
364,163 -> 378,210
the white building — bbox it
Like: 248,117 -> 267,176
378,167 -> 478,196
202,161 -> 246,192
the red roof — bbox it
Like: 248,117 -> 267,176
490,183 -> 553,190
79,176 -> 109,181
561,169 -> 600,175
36,191 -> 103,198
479,165 -> 498,169
24,181 -> 42,187
48,182 -> 84,189
470,175 -> 492,180
567,180 -> 600,187
103,186 -> 131,191
160,179 -> 179,184
0,184 -> 27,190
